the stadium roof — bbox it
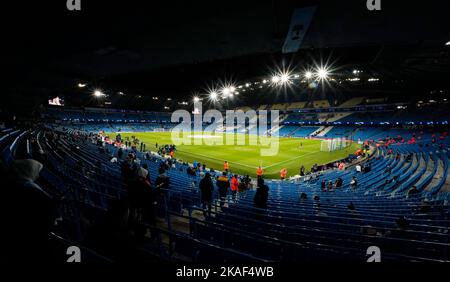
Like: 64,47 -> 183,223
2,0 -> 450,112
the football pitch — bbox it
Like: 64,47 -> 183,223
110,132 -> 360,178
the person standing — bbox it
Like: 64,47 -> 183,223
216,172 -> 230,207
231,175 -> 239,200
199,173 -> 214,217
300,165 -> 305,176
256,166 -> 263,178
280,167 -> 287,180
223,161 -> 229,172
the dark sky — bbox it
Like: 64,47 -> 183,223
1,0 -> 450,111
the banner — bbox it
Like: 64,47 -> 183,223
282,6 -> 317,53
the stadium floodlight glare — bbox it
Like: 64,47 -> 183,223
280,73 -> 290,83
222,87 -> 231,96
271,75 -> 280,83
193,96 -> 200,102
262,79 -> 268,84
209,91 -> 218,100
93,90 -> 105,97
446,40 -> 450,46
317,68 -> 329,79
245,83 -> 251,87
304,71 -> 313,79
78,83 -> 87,88
229,86 -> 236,92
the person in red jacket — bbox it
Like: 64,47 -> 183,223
224,161 -> 229,172
231,175 -> 239,200
256,166 -> 263,178
280,168 -> 287,180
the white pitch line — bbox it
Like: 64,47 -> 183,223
263,151 -> 319,169
176,150 -> 256,168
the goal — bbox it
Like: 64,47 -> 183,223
320,138 -> 349,152
153,127 -> 167,132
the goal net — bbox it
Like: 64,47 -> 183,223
153,127 -> 167,132
320,138 -> 349,152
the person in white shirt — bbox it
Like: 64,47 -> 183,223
355,164 -> 362,172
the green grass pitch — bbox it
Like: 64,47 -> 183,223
109,132 -> 361,178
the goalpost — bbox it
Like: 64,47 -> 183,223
153,127 -> 167,132
320,138 -> 349,152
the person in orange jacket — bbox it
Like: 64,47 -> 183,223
256,166 -> 263,178
224,161 -> 229,172
231,174 -> 239,200
280,168 -> 287,180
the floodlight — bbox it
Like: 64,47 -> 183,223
317,68 -> 328,79
304,71 -> 313,79
222,87 -> 231,96
280,73 -> 290,83
209,91 -> 218,100
93,90 -> 105,97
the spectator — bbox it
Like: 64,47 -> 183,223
254,177 -> 269,209
300,192 -> 307,200
350,176 -> 358,190
155,167 -> 170,195
216,172 -> 230,207
3,159 -> 59,262
321,179 -> 326,191
327,180 -> 333,191
118,147 -> 123,159
134,167 -> 155,242
355,164 -> 362,173
141,163 -> 152,184
300,165 -> 305,176
243,175 -> 251,189
231,175 -> 239,200
199,173 -> 214,217
407,185 -> 420,197
335,177 -> 343,188
384,165 -> 392,175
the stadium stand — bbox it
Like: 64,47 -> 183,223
2,103 -> 449,263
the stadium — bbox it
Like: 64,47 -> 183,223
1,0 -> 450,272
